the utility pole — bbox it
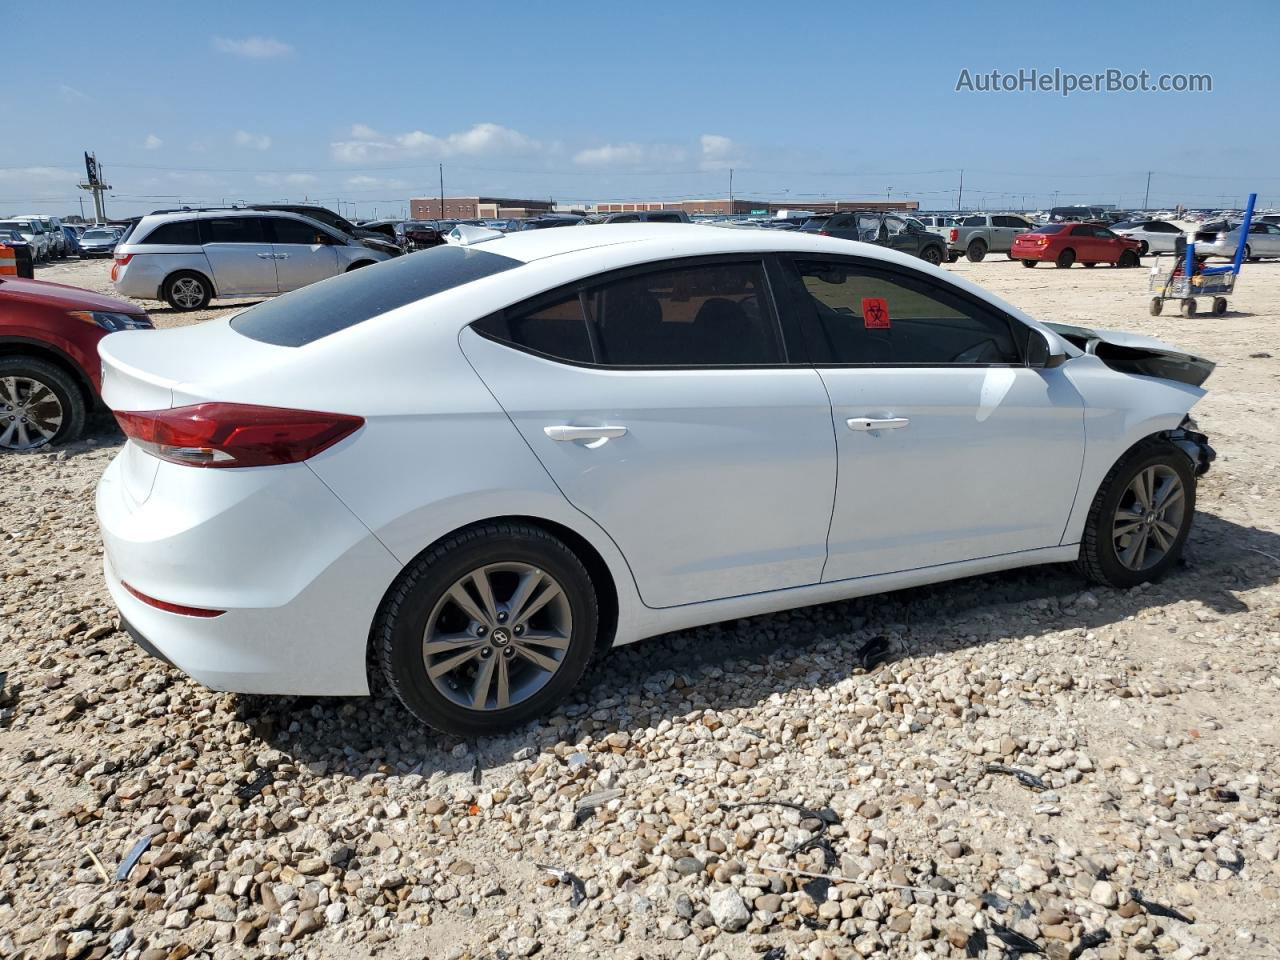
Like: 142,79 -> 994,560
956,169 -> 964,213
729,168 -> 734,208
439,163 -> 445,219
1142,171 -> 1152,210
77,152 -> 110,223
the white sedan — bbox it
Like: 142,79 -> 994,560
96,225 -> 1216,735
1110,219 -> 1186,255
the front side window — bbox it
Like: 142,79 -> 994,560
269,217 -> 330,245
885,216 -> 908,236
792,259 -> 1021,366
204,217 -> 266,244
855,214 -> 881,240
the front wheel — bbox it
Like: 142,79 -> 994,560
1212,297 -> 1227,315
1149,298 -> 1164,316
376,522 -> 599,735
1118,250 -> 1139,268
1180,298 -> 1197,317
1055,248 -> 1076,268
1076,442 -> 1196,588
0,356 -> 87,451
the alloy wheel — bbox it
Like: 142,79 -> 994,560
171,277 -> 205,309
422,562 -> 573,711
1112,464 -> 1185,571
0,376 -> 63,450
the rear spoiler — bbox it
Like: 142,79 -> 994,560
1045,322 -> 1214,388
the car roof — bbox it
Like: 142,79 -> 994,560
125,209 -> 334,237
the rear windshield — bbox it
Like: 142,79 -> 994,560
1029,224 -> 1068,234
800,217 -> 830,231
230,244 -> 521,347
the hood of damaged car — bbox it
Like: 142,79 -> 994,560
1046,322 -> 1215,388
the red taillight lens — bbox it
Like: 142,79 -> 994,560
114,253 -> 133,266
819,230 -> 830,236
949,228 -> 958,242
114,403 -> 364,468
122,580 -> 225,617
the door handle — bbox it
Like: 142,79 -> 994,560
274,253 -> 289,260
256,252 -> 273,259
847,417 -> 910,431
544,425 -> 627,447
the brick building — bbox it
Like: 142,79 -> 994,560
409,196 -> 555,219
588,198 -> 920,216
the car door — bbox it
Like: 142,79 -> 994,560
265,216 -> 341,291
200,216 -> 278,296
777,255 -> 1085,581
1250,223 -> 1280,256
459,257 -> 837,609
883,216 -> 921,256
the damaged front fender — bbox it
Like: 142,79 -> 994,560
1045,322 -> 1215,388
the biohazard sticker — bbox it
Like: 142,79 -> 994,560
862,297 -> 890,328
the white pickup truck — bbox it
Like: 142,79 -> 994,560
946,214 -> 1037,262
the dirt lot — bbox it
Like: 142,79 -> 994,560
1,253 -> 1278,960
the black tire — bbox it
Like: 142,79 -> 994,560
921,245 -> 943,266
1083,262 -> 1097,268
1180,298 -> 1197,317
1075,440 -> 1196,588
1021,259 -> 1037,268
965,239 -> 987,263
163,271 -> 212,311
1137,240 -> 1149,256
1212,297 -> 1227,315
0,355 -> 87,450
1149,298 -> 1163,316
1243,244 -> 1252,261
345,260 -> 376,272
947,252 -> 961,263
1118,250 -> 1139,268
376,522 -> 599,736
1055,248 -> 1076,269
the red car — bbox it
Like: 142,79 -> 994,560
0,276 -> 151,450
1013,223 -> 1142,269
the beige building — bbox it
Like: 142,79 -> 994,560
409,196 -> 555,220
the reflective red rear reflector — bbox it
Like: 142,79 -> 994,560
122,581 -> 225,618
949,228 -> 958,242
114,403 -> 364,468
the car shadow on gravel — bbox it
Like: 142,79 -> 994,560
232,510 -> 1280,769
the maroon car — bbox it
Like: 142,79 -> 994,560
0,276 -> 151,450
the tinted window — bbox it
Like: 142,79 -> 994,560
1030,224 -> 1067,235
610,214 -> 640,223
140,219 -> 201,245
801,216 -> 830,232
205,217 -> 266,244
232,245 -> 521,347
647,213 -> 682,223
586,261 -> 781,366
473,293 -> 592,363
962,216 -> 985,226
793,259 -> 1020,365
269,217 -> 329,245
1147,221 -> 1178,233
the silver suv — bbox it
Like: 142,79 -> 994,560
112,210 -> 391,310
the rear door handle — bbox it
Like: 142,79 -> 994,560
256,252 -> 274,259
847,417 -> 910,431
544,425 -> 627,447
274,253 -> 289,260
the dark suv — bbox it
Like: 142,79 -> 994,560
801,211 -> 947,265
581,210 -> 691,224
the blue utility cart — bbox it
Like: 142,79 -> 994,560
1148,192 -> 1256,317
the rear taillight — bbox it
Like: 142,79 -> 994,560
949,228 -> 958,243
819,230 -> 830,236
114,253 -> 133,266
114,403 -> 364,468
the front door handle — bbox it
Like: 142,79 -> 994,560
256,252 -> 274,259
544,425 -> 627,448
847,417 -> 910,431
274,253 -> 289,260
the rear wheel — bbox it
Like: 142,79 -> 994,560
1212,297 -> 1227,315
0,356 -> 87,451
1149,298 -> 1164,316
1180,298 -> 1197,317
1055,248 -> 1076,268
921,245 -> 943,266
376,522 -> 599,735
966,239 -> 987,262
1076,441 -> 1195,588
163,271 -> 212,311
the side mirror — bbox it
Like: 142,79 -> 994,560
1027,329 -> 1068,368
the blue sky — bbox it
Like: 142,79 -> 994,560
6,1 -> 1279,219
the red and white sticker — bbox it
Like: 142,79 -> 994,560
861,297 -> 890,328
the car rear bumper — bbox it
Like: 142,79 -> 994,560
97,450 -> 402,695
1012,245 -> 1051,260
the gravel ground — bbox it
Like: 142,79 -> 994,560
2,255 -> 1279,960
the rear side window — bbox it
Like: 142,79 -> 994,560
205,217 -> 266,244
792,259 -> 1021,365
232,245 -> 521,347
646,213 -> 682,223
1030,224 -> 1067,235
139,219 -> 201,245
473,293 -> 593,363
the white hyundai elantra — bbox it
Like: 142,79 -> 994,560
96,224 -> 1215,735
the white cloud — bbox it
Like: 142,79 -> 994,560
233,130 -> 272,151
254,173 -> 318,187
0,166 -> 77,183
143,134 -> 163,150
345,175 -> 409,191
699,134 -> 739,170
573,142 -> 687,169
212,35 -> 294,58
330,122 -> 542,163
58,84 -> 90,103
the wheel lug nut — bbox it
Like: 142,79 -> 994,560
476,626 -> 487,636
503,646 -> 515,657
497,612 -> 508,623
513,625 -> 524,636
